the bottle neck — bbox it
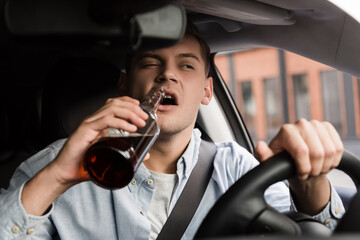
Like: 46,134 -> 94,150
141,87 -> 165,116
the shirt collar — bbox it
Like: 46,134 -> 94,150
128,161 -> 152,192
176,128 -> 202,179
128,128 -> 203,191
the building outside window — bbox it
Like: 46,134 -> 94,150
237,81 -> 256,140
292,74 -> 311,120
263,77 -> 283,140
321,70 -> 342,133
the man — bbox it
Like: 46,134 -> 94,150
0,22 -> 344,239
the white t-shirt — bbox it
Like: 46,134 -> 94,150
147,170 -> 177,240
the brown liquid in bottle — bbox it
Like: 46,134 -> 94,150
84,86 -> 164,189
84,134 -> 154,189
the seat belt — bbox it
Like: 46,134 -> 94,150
156,139 -> 217,240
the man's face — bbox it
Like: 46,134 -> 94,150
127,35 -> 212,136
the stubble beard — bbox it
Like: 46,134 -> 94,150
157,113 -> 197,140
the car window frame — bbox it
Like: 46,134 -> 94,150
200,53 -> 255,154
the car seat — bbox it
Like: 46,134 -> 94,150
40,57 -> 121,145
0,101 -> 15,188
0,57 -> 121,188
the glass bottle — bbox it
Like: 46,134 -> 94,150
83,86 -> 165,189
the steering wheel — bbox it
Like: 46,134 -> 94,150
195,150 -> 360,238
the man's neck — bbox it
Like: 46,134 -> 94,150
144,127 -> 193,174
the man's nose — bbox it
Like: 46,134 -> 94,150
156,64 -> 178,83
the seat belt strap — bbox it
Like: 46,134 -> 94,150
156,139 -> 216,240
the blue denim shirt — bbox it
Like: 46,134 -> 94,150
0,129 -> 344,240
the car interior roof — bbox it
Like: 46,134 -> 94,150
1,0 -> 359,88
187,0 -> 360,78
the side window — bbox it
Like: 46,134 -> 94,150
238,81 -> 256,139
215,48 -> 360,159
293,74 -> 310,120
321,70 -> 342,133
263,77 -> 283,139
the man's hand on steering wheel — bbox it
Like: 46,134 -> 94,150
255,119 -> 344,216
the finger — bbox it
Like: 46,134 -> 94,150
86,99 -> 148,125
112,107 -> 148,128
295,119 -> 326,177
87,107 -> 146,130
255,140 -> 274,162
106,97 -> 148,117
309,120 -> 337,173
269,122 -> 312,180
323,121 -> 344,169
85,115 -> 139,134
92,97 -> 141,119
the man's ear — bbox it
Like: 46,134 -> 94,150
201,76 -> 213,105
117,71 -> 128,96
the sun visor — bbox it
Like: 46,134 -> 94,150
4,0 -> 186,52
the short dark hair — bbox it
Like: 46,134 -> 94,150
185,20 -> 210,75
125,20 -> 210,76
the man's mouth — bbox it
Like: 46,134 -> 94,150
161,94 -> 177,105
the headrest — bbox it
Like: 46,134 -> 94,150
41,57 -> 121,145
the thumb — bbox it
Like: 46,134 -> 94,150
255,140 -> 274,162
143,152 -> 151,162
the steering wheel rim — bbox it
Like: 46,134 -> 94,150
195,150 -> 360,238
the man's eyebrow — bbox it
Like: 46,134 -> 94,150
137,53 -> 162,61
136,52 -> 201,63
178,53 -> 201,62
